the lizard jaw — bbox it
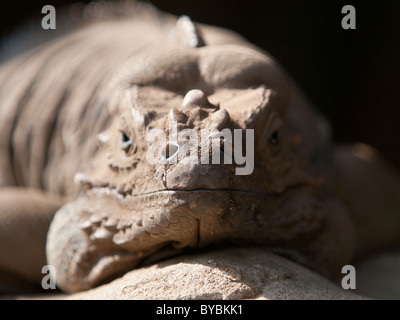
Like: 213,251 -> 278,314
47,184 -> 325,292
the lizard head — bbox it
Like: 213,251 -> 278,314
46,19 -> 354,292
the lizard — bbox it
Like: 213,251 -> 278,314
1,1 -> 400,294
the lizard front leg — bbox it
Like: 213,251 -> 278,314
0,187 -> 63,293
333,144 -> 400,255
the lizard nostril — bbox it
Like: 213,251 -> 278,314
161,142 -> 179,160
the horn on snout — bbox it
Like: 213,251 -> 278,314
170,15 -> 206,48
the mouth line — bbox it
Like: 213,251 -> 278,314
138,188 -> 267,196
87,186 -> 269,199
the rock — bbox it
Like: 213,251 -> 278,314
65,247 -> 366,300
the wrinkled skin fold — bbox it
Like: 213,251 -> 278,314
48,186 -> 354,291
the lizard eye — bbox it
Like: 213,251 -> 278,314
120,132 -> 133,153
267,130 -> 281,154
268,131 -> 279,146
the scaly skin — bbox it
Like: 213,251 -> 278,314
1,1 -> 399,294
44,12 -> 354,291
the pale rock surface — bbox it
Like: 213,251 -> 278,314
64,247 -> 366,300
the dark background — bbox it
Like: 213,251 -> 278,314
1,0 -> 399,169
